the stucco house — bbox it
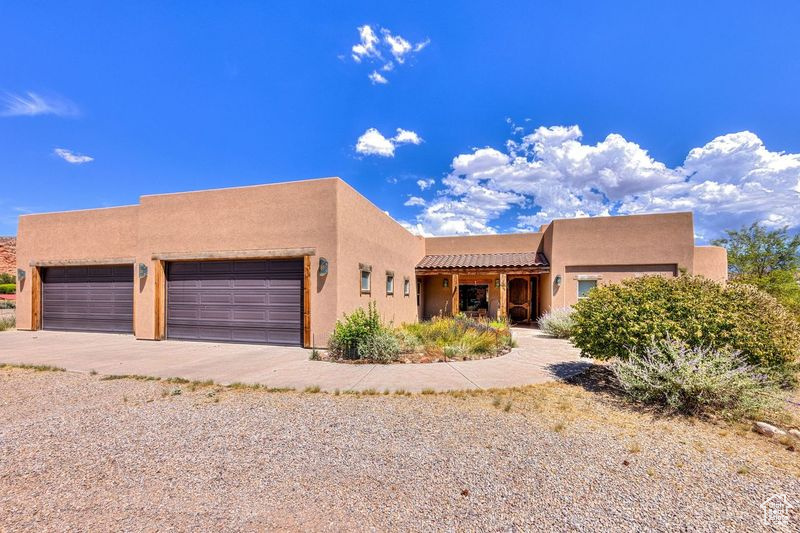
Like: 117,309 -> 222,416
15,177 -> 727,347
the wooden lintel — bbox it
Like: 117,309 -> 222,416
152,247 -> 316,262
416,268 -> 549,276
30,258 -> 136,267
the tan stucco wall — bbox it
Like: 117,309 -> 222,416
544,212 -> 697,310
16,206 -> 139,330
693,245 -> 728,282
425,232 -> 543,255
134,178 -> 340,343
335,180 -> 425,329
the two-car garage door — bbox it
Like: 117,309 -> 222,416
41,259 -> 304,346
166,259 -> 303,346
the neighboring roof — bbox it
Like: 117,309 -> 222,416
416,252 -> 549,270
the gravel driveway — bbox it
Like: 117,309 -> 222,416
1,368 -> 798,531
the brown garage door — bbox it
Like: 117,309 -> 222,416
42,265 -> 134,333
166,259 -> 303,345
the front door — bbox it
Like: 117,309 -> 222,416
508,277 -> 529,322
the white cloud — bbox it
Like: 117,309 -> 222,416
400,124 -> 800,239
351,25 -> 380,63
368,71 -> 388,85
355,127 -> 423,157
54,148 -> 94,164
404,196 -> 426,207
348,25 -> 429,83
1,92 -> 79,117
392,128 -> 422,145
417,178 -> 435,190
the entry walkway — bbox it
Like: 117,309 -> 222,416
0,327 -> 590,392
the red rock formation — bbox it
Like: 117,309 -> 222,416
0,237 -> 16,276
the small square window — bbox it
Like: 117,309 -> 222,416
360,269 -> 371,293
577,279 -> 597,299
386,273 -> 394,295
416,280 -> 422,306
403,277 -> 410,296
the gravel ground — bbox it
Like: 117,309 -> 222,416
1,368 -> 799,531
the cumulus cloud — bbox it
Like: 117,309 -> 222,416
417,178 -> 435,190
54,148 -> 94,164
348,24 -> 429,84
404,196 -> 426,207
368,71 -> 388,85
1,92 -> 79,117
355,127 -> 423,157
400,125 -> 800,239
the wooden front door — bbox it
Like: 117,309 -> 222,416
508,277 -> 529,322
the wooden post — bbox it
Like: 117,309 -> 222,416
499,273 -> 507,320
31,266 -> 42,330
303,255 -> 311,348
451,274 -> 459,316
154,260 -> 166,340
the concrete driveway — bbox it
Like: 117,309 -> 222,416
0,327 -> 589,392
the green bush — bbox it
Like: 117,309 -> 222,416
0,315 -> 15,331
0,273 -> 15,285
538,307 -> 574,338
357,329 -> 401,363
612,337 -> 781,420
328,301 -> 384,359
571,275 -> 800,386
0,284 -> 15,294
401,315 -> 511,358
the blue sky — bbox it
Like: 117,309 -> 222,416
2,1 -> 800,241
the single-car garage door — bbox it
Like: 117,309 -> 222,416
42,265 -> 134,333
166,259 -> 303,345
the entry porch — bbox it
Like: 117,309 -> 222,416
415,252 -> 549,323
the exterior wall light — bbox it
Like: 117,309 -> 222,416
138,263 -> 148,279
442,278 -> 449,288
555,274 -> 562,287
17,268 -> 26,281
318,257 -> 329,276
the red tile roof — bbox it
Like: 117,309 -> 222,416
416,252 -> 549,270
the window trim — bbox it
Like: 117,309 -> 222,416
386,270 -> 395,295
359,263 -> 372,294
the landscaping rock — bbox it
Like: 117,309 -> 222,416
789,429 -> 800,441
753,421 -> 787,438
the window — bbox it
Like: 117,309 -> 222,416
403,277 -> 410,296
459,285 -> 489,313
386,271 -> 394,295
416,280 -> 422,306
577,279 -> 597,299
359,264 -> 372,294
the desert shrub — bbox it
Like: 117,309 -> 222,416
0,300 -> 15,309
0,284 -> 15,294
538,307 -> 574,338
572,275 -> 800,386
612,337 -> 781,420
401,316 -> 511,358
0,273 -> 14,285
0,315 -> 15,331
328,301 -> 384,359
357,329 -> 401,363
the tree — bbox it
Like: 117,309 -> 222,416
713,222 -> 800,317
712,222 -> 800,277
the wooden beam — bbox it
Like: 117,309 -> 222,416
152,247 -> 316,262
154,260 -> 166,340
31,266 -> 42,330
416,267 -> 550,276
451,274 -> 459,316
303,255 -> 311,348
30,258 -> 135,267
499,273 -> 507,320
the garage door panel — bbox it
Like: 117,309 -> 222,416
42,265 -> 134,334
167,259 -> 303,346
